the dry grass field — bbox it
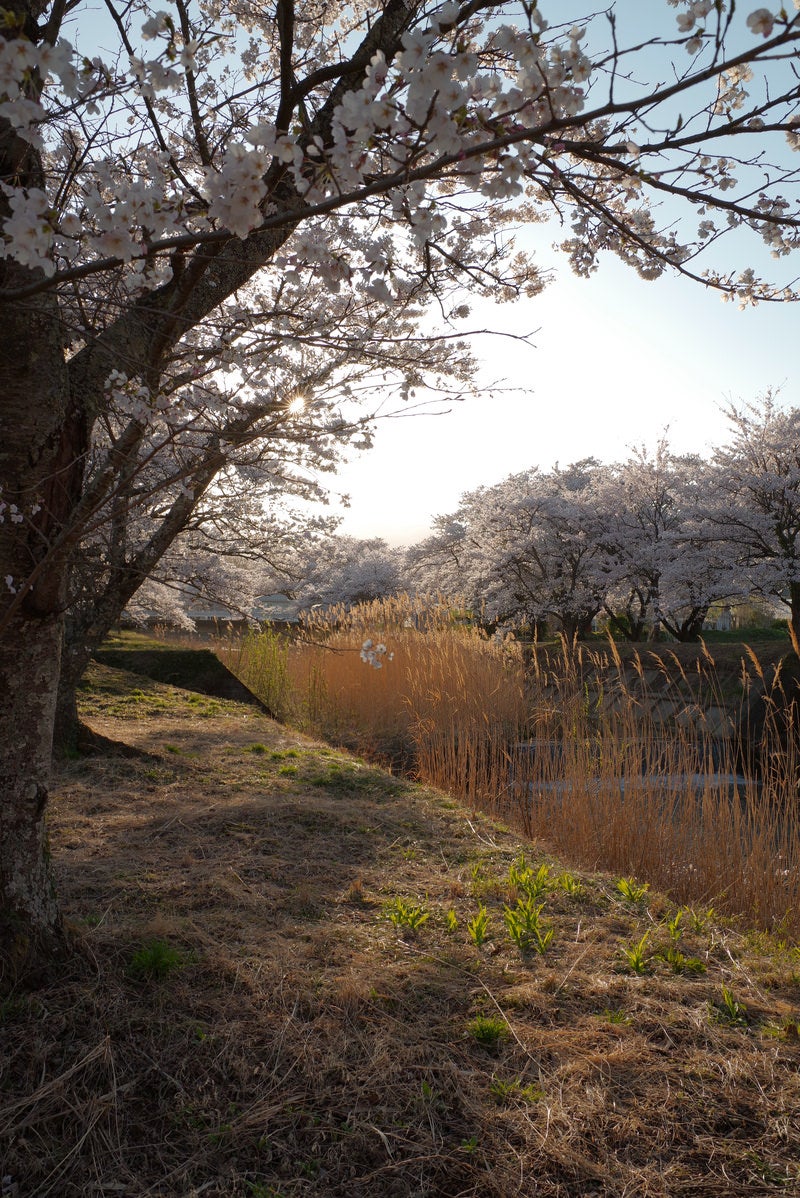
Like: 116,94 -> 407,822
2,661 -> 800,1196
226,603 -> 800,938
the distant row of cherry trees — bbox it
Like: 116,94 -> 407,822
404,395 -> 800,647
132,393 -> 800,652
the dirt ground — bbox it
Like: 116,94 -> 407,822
2,662 -> 800,1197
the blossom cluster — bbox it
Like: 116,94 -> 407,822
104,370 -> 168,425
204,144 -> 270,239
671,0 -> 721,53
715,64 -> 754,114
0,35 -> 83,136
360,639 -> 393,669
0,482 -> 41,531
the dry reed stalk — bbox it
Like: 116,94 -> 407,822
231,599 -> 800,938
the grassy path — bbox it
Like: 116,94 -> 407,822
2,662 -> 800,1196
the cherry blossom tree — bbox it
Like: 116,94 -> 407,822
410,461 -> 609,638
290,535 -> 404,610
596,442 -> 736,641
656,533 -> 741,641
405,513 -> 472,604
594,441 -> 680,639
5,0 -> 800,961
54,273 -> 479,752
708,393 -> 800,653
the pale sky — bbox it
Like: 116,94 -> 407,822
332,237 -> 799,547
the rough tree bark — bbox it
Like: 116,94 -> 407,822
0,267 -> 82,968
0,22 -> 89,968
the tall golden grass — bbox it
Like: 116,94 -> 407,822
224,597 -> 800,938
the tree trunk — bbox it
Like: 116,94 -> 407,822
604,611 -> 635,640
0,0 -> 420,972
0,311 -> 77,972
603,588 -> 652,642
558,614 -> 579,643
577,611 -> 597,640
788,582 -> 800,658
53,637 -> 127,760
52,452 -> 224,758
660,606 -> 709,643
559,610 -> 597,641
52,633 -> 82,759
52,615 -> 116,759
0,264 -> 81,972
0,614 -> 65,969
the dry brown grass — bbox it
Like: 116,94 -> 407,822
2,662 -> 800,1195
229,602 -> 800,940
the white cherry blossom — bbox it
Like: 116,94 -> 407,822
746,9 -> 775,37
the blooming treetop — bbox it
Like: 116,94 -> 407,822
2,1 -> 800,308
408,460 -> 609,637
291,534 -> 404,610
594,445 -> 736,640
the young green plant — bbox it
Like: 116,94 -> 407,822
620,931 -> 651,975
467,904 -> 491,947
385,898 -> 430,933
509,855 -> 550,901
710,984 -> 749,1027
616,877 -> 650,904
503,897 -> 554,956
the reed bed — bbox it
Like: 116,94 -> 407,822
226,597 -> 800,938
